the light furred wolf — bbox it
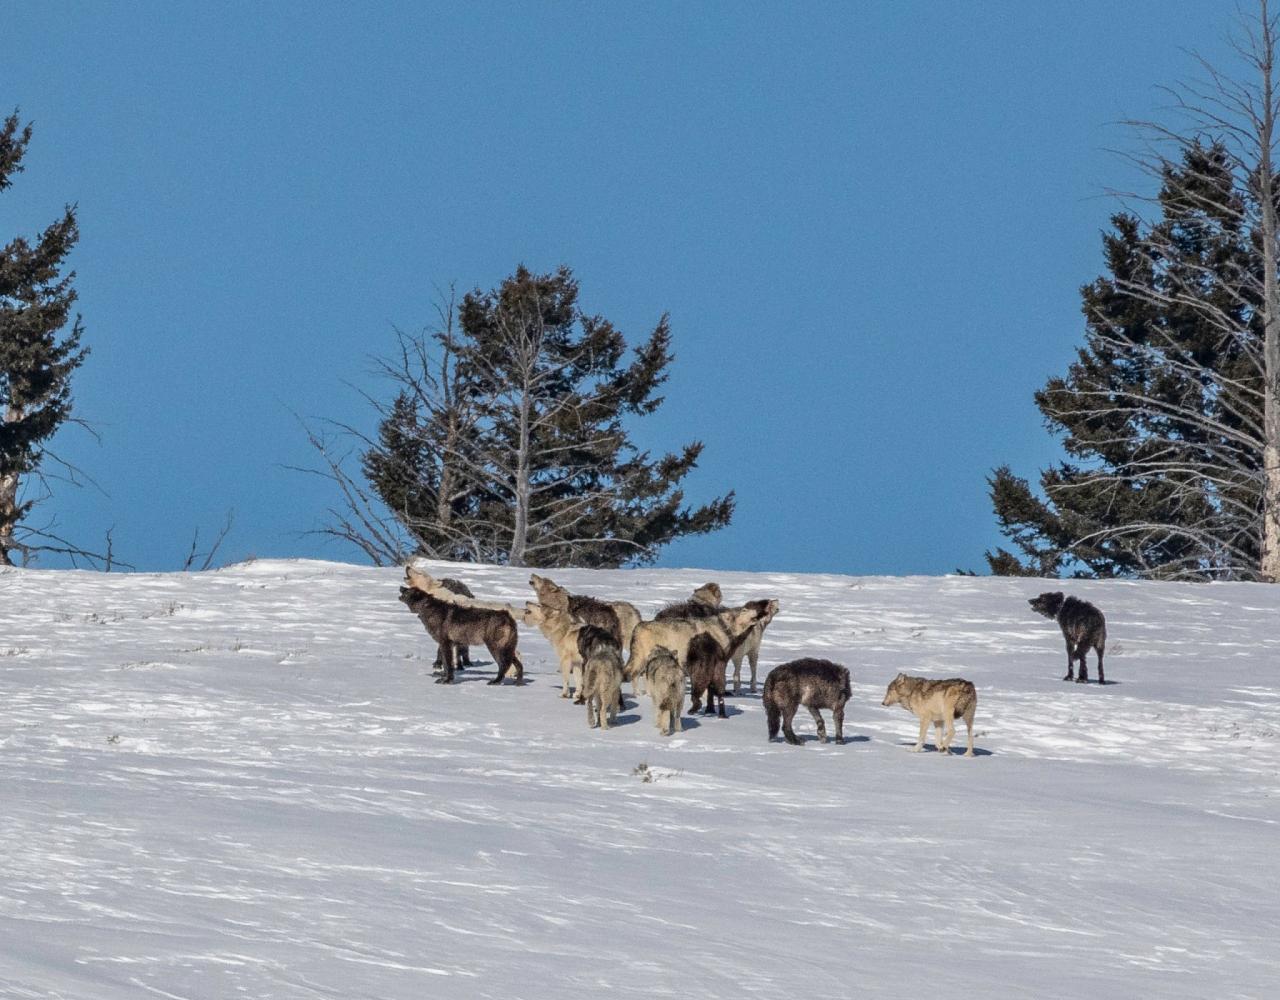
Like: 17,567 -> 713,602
522,601 -> 616,702
528,574 -> 642,654
655,582 -> 774,694
624,599 -> 779,691
881,673 -> 977,757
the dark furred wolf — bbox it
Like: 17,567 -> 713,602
881,673 -> 977,756
432,578 -> 474,671
763,659 -> 851,745
1029,591 -> 1107,684
399,586 -> 524,685
686,633 -> 729,718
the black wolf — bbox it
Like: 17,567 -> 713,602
763,659 -> 851,745
399,586 -> 523,685
431,578 -> 474,671
1028,591 -> 1107,684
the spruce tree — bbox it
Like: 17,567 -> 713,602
0,111 -> 88,566
363,265 -> 733,567
987,144 -> 1264,579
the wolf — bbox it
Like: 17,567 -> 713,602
624,600 -> 779,691
1028,591 -> 1107,684
582,645 -> 625,730
529,574 -> 642,653
640,646 -> 685,736
881,673 -> 977,756
685,633 -> 729,718
656,582 -> 774,694
431,577 -> 474,671
762,659 -> 851,745
398,586 -> 523,685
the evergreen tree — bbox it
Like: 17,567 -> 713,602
988,144 -> 1265,579
362,265 -> 733,567
0,111 -> 88,566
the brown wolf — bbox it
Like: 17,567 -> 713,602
685,633 -> 729,718
762,659 -> 851,745
582,646 -> 625,730
398,586 -> 524,685
640,646 -> 685,736
881,673 -> 977,756
431,577 -> 474,671
1028,592 -> 1107,684
529,574 -> 642,653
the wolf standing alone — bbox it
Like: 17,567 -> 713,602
1028,591 -> 1107,685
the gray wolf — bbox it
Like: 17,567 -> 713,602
763,658 -> 851,745
640,646 -> 685,736
398,586 -> 523,685
1029,591 -> 1107,684
582,645 -> 625,730
881,673 -> 977,756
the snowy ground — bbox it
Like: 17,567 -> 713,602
1,559 -> 1277,999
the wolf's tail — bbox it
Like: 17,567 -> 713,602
763,675 -> 781,739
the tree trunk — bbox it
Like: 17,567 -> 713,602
509,393 -> 531,567
1259,0 -> 1280,582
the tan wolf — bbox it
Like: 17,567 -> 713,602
624,600 -> 779,691
522,601 -> 598,701
655,582 -> 775,694
881,673 -> 977,757
529,573 -> 642,654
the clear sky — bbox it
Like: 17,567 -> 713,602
1,1 -> 1238,574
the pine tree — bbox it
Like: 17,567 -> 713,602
987,144 -> 1265,579
0,111 -> 88,566
362,265 -> 734,567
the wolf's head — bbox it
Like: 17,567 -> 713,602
1028,592 -> 1065,619
522,601 -> 548,627
881,672 -> 910,707
693,582 -> 722,606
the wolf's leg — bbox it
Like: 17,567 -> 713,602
587,694 -> 598,728
572,661 -> 586,704
459,645 -> 472,667
487,640 -> 509,685
1095,646 -> 1106,685
674,694 -> 684,733
782,706 -> 801,745
1074,641 -> 1090,683
437,641 -> 456,684
933,719 -> 948,754
1063,638 -> 1075,681
731,651 -> 742,695
913,716 -> 928,751
715,675 -> 726,718
808,707 -> 828,743
963,710 -> 975,757
833,702 -> 846,744
748,648 -> 759,694
560,658 -> 572,698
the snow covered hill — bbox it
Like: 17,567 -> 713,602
2,559 -> 1277,999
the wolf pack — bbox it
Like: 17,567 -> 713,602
398,567 -> 1109,755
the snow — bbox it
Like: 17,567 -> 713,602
1,558 -> 1277,999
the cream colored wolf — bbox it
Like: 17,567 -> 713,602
881,673 -> 977,757
522,601 -> 597,701
623,600 -> 779,690
528,574 -> 642,654
656,582 -> 775,694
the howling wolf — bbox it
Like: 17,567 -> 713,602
1028,592 -> 1107,685
881,673 -> 977,756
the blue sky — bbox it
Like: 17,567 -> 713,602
1,1 -> 1235,574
